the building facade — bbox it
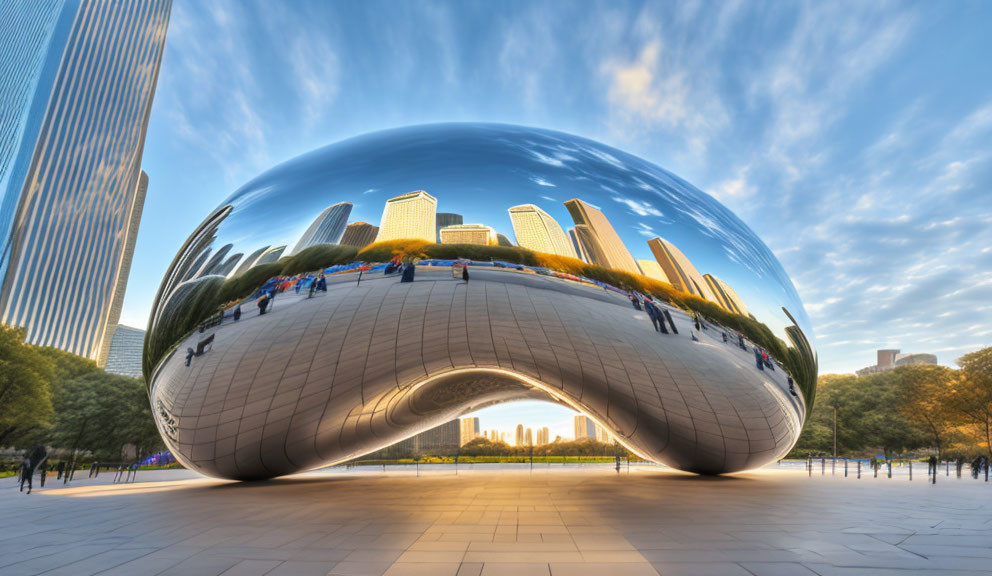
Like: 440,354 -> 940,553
435,212 -> 462,242
703,274 -> 749,316
0,0 -> 171,361
340,221 -> 379,249
564,199 -> 640,274
637,259 -> 670,283
104,325 -> 145,379
292,202 -> 352,254
439,224 -> 497,245
574,415 -> 597,440
856,349 -> 938,376
459,417 -> 479,446
647,237 -> 716,301
515,424 -> 525,446
376,190 -> 437,243
507,204 -> 576,258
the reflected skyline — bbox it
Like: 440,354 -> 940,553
190,123 -> 810,345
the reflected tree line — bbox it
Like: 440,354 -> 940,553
0,325 -> 163,474
788,347 -> 992,460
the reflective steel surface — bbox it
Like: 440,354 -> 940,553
146,123 -> 816,480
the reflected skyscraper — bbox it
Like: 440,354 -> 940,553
637,259 -> 669,283
647,237 -> 716,301
0,0 -> 171,360
292,202 -> 352,254
439,224 -> 497,245
376,190 -> 437,243
340,222 -> 379,249
507,204 -> 576,258
703,274 -> 749,316
564,199 -> 640,274
435,212 -> 463,242
496,233 -> 514,247
568,229 -> 588,262
232,245 -> 270,277
254,246 -> 286,266
515,424 -> 524,446
525,427 -> 533,446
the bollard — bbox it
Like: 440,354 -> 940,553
946,461 -> 949,476
888,461 -> 892,478
844,459 -> 848,478
874,461 -> 878,478
821,457 -> 825,476
832,457 -> 836,476
808,458 -> 812,477
909,460 -> 912,481
857,460 -> 861,479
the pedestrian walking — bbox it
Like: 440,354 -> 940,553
928,455 -> 937,478
462,264 -> 470,282
38,459 -> 47,488
19,457 -> 32,494
753,346 -> 764,370
56,461 -> 65,480
257,293 -> 270,314
662,309 -> 679,334
233,305 -> 241,321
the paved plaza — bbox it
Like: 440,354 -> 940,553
3,465 -> 992,576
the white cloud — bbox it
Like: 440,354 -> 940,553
612,196 -> 662,217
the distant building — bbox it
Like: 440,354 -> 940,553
702,274 -> 749,316
292,202 -> 353,254
460,417 -> 480,446
371,420 -> 461,458
536,427 -> 550,445
595,424 -> 611,443
435,212 -> 463,242
564,199 -> 640,274
515,424 -> 525,446
857,349 -> 938,376
637,259 -> 670,283
232,245 -> 270,277
340,221 -> 379,249
574,415 -> 597,440
376,190 -> 437,243
525,427 -> 533,446
439,224 -> 497,246
103,326 -> 145,379
508,204 -> 576,258
646,237 -> 716,301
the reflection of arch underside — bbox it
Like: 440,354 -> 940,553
151,269 -> 804,480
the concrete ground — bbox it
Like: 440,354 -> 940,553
2,465 -> 991,576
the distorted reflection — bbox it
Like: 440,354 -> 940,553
146,123 -> 816,480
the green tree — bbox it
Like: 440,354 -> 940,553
893,364 -> 956,459
0,326 -> 55,446
943,347 -> 992,458
50,371 -> 162,462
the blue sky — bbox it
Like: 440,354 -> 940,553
123,0 -> 992,438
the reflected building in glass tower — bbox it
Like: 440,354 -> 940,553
508,204 -> 576,258
0,0 -> 171,362
704,273 -> 749,316
340,221 -> 379,249
565,199 -> 640,275
376,190 -> 437,243
647,237 -> 716,302
292,202 -> 352,254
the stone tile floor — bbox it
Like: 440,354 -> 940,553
2,465 -> 991,575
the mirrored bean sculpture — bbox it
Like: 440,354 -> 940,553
146,123 -> 817,480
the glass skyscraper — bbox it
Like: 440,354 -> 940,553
0,0 -> 171,362
292,202 -> 353,254
646,236 -> 717,302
